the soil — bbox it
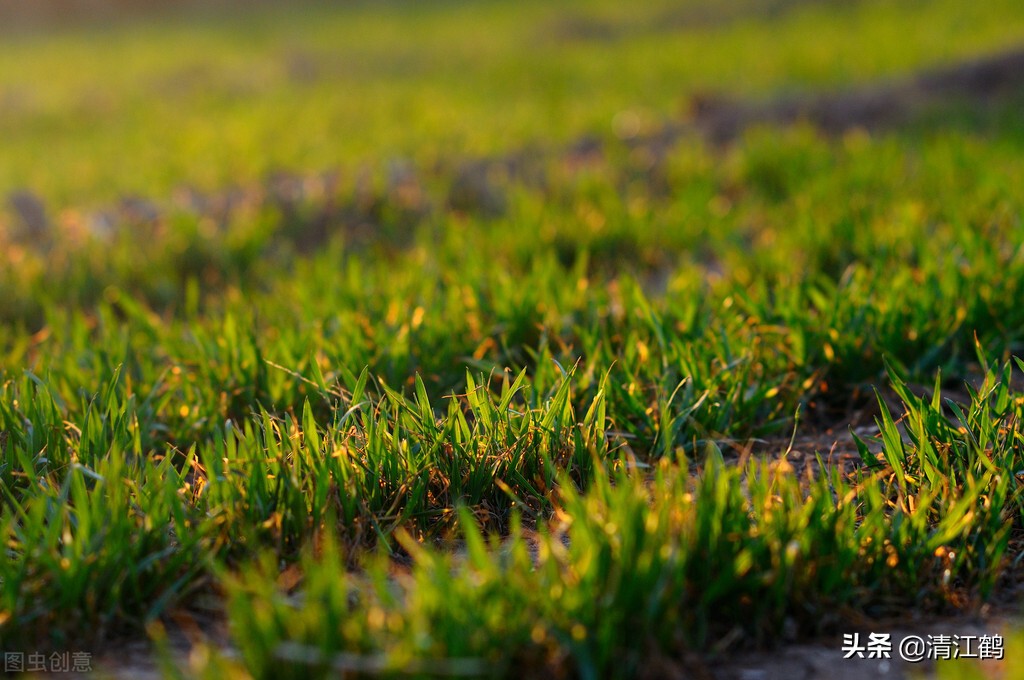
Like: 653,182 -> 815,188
687,47 -> 1024,144
74,609 -> 1019,679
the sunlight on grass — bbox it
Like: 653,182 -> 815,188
4,0 -> 1024,676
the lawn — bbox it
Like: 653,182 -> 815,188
3,0 -> 1024,677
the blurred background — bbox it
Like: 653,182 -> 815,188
2,0 -> 1024,326
3,0 -> 1024,206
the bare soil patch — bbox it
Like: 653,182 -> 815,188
688,47 -> 1024,143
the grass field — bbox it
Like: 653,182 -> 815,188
4,0 -> 1024,677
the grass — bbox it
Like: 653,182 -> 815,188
4,0 -> 1024,675
3,0 -> 1024,204
191,358 -> 1022,678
